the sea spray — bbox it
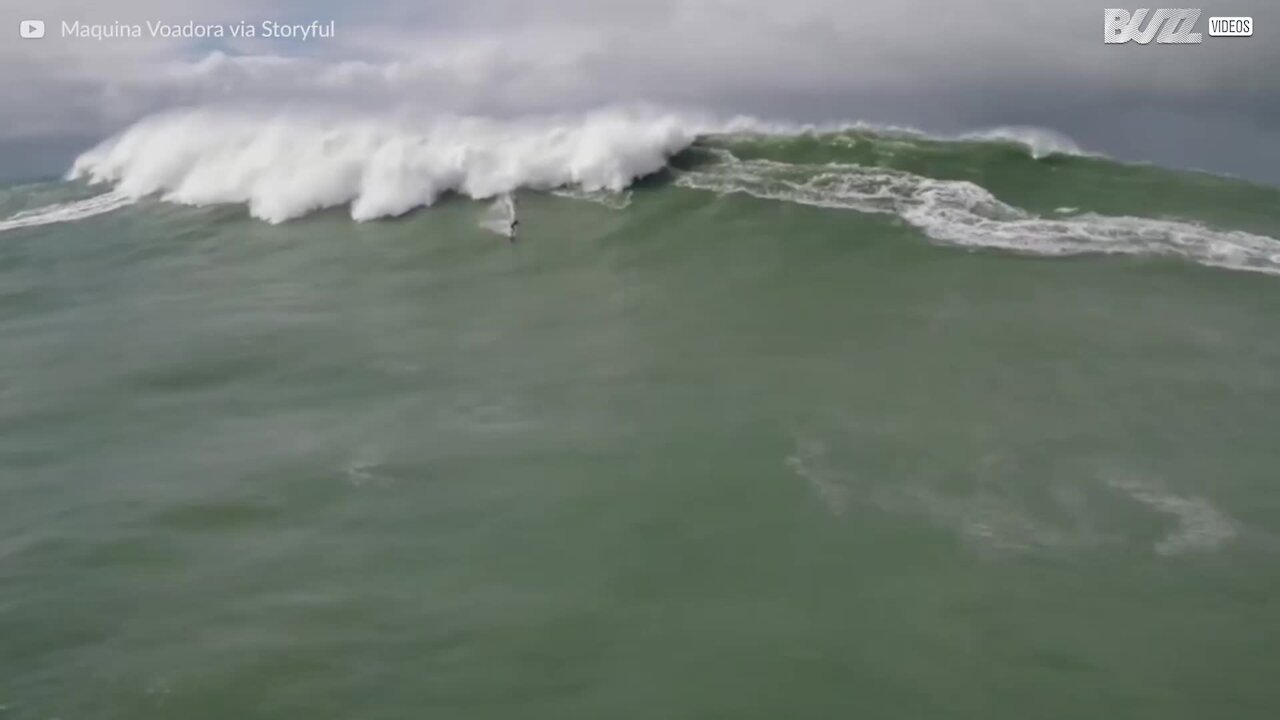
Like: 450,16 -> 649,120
69,108 -> 701,223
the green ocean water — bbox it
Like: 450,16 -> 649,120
3,133 -> 1280,719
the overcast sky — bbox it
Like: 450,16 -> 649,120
2,0 -> 1278,183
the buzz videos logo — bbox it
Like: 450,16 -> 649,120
1104,9 -> 1253,43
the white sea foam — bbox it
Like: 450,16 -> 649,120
785,436 -> 850,516
676,154 -> 1280,276
69,107 -> 704,224
0,191 -> 135,234
1106,476 -> 1237,556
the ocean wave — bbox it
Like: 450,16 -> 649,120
675,152 -> 1280,276
51,107 -> 1280,276
717,120 -> 1094,160
69,107 -> 704,223
955,126 -> 1089,159
64,107 -> 1101,226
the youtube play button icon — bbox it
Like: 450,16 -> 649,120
20,20 -> 46,39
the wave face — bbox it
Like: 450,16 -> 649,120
69,108 -> 704,223
54,107 -> 1280,276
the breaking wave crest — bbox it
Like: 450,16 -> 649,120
69,107 -> 704,223
675,151 -> 1280,276
957,126 -> 1088,159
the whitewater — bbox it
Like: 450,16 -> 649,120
67,108 -> 705,223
